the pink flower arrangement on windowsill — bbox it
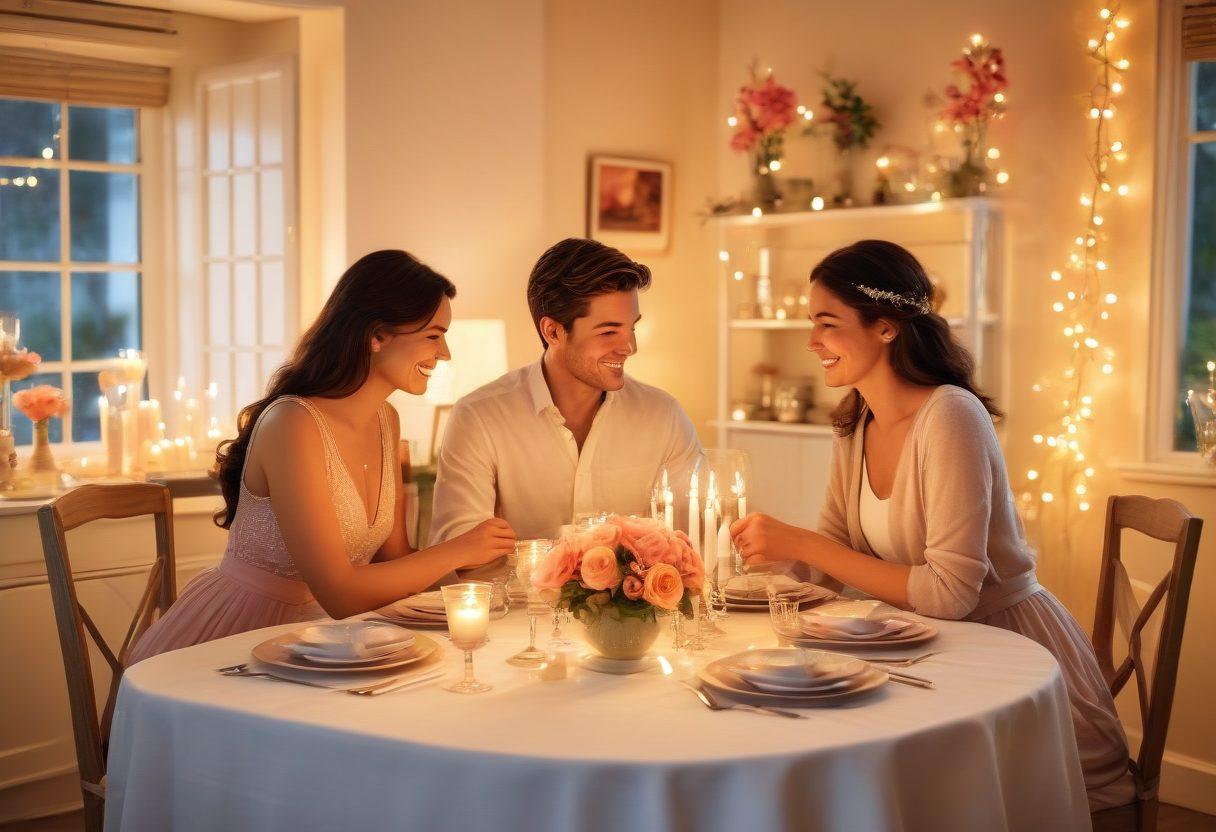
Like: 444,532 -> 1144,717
13,385 -> 69,423
532,515 -> 705,621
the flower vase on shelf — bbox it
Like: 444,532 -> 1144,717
752,151 -> 782,211
946,141 -> 990,197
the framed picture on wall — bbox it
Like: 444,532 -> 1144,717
587,156 -> 672,252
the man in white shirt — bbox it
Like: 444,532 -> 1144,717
430,238 -> 701,544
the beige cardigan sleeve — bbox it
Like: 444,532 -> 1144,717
816,435 -> 851,547
905,393 -> 996,619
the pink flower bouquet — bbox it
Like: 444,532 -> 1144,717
532,514 -> 705,622
13,385 -> 68,423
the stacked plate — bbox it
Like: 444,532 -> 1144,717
781,612 -> 938,650
699,648 -> 887,707
252,621 -> 440,673
376,589 -> 511,629
722,575 -> 836,611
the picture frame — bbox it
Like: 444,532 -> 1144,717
587,155 -> 672,252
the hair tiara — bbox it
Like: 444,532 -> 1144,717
854,284 -> 933,315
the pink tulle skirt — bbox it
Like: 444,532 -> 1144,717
126,555 -> 324,666
981,589 -> 1136,811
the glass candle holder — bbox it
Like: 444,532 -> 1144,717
441,583 -> 493,694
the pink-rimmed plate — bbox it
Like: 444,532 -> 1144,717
252,631 -> 440,673
698,655 -> 888,707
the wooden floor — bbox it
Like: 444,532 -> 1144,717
5,803 -> 1216,831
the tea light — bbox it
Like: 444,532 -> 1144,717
440,582 -> 494,693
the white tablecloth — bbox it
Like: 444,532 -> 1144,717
105,609 -> 1090,832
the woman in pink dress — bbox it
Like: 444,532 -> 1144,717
731,240 -> 1134,813
128,251 -> 515,664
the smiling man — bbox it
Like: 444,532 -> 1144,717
429,237 -> 701,544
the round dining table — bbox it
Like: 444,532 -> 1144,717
104,607 -> 1091,832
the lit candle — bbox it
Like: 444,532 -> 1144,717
447,590 -> 489,649
661,468 -> 674,530
100,397 -> 122,476
733,471 -> 747,518
120,408 -> 139,474
203,382 -> 218,431
703,472 -> 718,572
717,516 -> 734,584
688,471 -> 701,559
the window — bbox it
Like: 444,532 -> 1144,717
1174,61 -> 1216,451
0,97 -> 143,445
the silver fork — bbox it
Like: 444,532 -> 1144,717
347,668 -> 444,696
681,681 -> 806,719
862,651 -> 944,668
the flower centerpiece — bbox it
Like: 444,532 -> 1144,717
938,34 -> 1008,196
728,65 -> 799,210
532,515 -> 705,659
806,74 -> 881,207
13,385 -> 68,476
0,324 -> 41,487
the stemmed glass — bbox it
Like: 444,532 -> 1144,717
441,583 -> 493,694
768,591 -> 802,645
507,539 -> 552,668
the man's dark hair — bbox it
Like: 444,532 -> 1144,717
526,238 -> 652,348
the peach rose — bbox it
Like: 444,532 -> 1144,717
633,529 -> 677,568
531,541 -> 579,590
642,563 -> 684,611
587,523 -> 621,549
579,545 -> 621,591
622,575 -> 644,600
13,385 -> 68,422
0,349 -> 41,381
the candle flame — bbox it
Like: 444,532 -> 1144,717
732,471 -> 745,497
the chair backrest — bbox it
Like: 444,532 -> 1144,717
1091,494 -> 1202,803
37,483 -> 177,813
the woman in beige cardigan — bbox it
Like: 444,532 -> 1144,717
731,240 -> 1133,812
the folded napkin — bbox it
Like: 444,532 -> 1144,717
291,622 -> 414,660
798,614 -> 915,641
724,574 -> 807,599
732,649 -> 865,687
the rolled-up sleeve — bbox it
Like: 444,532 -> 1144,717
906,396 -> 995,620
429,403 -> 497,546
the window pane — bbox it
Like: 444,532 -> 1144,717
1195,62 -> 1216,133
0,98 -> 60,159
9,371 -> 64,446
0,271 -> 61,361
70,371 -> 102,442
1176,141 -> 1216,450
0,167 -> 60,261
70,171 -> 139,263
71,271 -> 141,360
68,105 -> 137,164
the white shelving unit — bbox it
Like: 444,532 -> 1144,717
714,197 -> 1006,529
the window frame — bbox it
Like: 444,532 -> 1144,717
0,96 -> 163,449
1145,0 -> 1216,474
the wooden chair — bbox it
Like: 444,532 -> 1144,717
37,483 -> 177,832
1091,495 -> 1202,832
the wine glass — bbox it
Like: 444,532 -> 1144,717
441,583 -> 493,694
506,539 -> 552,668
768,593 -> 802,645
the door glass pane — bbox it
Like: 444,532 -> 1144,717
1176,141 -> 1216,449
68,105 -> 137,164
70,171 -> 139,263
0,167 -> 60,261
71,271 -> 141,360
0,271 -> 61,361
70,370 -> 103,442
0,98 -> 60,159
1195,62 -> 1216,133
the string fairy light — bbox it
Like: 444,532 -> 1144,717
1025,3 -> 1132,532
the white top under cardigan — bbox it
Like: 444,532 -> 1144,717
818,385 -> 1042,620
859,455 -> 895,558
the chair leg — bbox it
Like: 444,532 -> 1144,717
83,792 -> 105,832
1138,796 -> 1158,832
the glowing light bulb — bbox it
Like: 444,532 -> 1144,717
1105,31 -> 1115,42
1052,302 -> 1065,313
41,147 -> 53,159
769,159 -> 782,172
1079,501 -> 1091,511
876,156 -> 890,169
1051,270 -> 1063,281
1084,467 -> 1095,477
1033,434 -> 1044,444
733,270 -> 744,281
1076,483 -> 1088,495
1104,292 -> 1117,304
1064,327 -> 1074,337
1089,107 -> 1101,119
1027,469 -> 1039,480
993,92 -> 1006,104
1099,8 -> 1111,18
1116,18 -> 1129,28
1042,492 -> 1055,503
970,33 -> 984,47
1085,337 -> 1100,349
726,116 -> 738,127
1102,108 -> 1114,119
811,196 -> 825,211
1117,184 -> 1129,196
1087,38 -> 1100,49
1093,215 -> 1104,226
1117,58 -> 1130,70
987,147 -> 1001,160
1102,363 -> 1114,375
718,251 -> 729,262
1096,260 -> 1108,271
995,170 -> 1010,184
1080,194 -> 1092,206
751,207 -> 762,217
1111,81 -> 1123,94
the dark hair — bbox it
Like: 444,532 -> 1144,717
526,238 -> 652,348
212,250 -> 456,527
810,239 -> 1002,436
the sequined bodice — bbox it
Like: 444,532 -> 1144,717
226,396 -> 396,580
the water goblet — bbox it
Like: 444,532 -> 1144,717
767,593 -> 802,644
506,539 -> 552,668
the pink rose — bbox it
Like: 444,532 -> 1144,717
531,541 -> 579,591
622,575 -> 644,600
632,529 -> 675,568
673,537 -> 705,592
642,563 -> 684,611
0,349 -> 41,381
13,385 -> 68,422
587,523 -> 621,549
579,545 -> 621,591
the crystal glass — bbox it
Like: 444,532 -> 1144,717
440,583 -> 493,694
1188,389 -> 1216,466
507,539 -> 552,668
768,594 -> 802,643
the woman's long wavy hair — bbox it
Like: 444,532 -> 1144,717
212,250 -> 456,527
811,239 -> 1001,436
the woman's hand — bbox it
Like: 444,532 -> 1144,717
730,513 -> 813,567
451,518 -> 517,568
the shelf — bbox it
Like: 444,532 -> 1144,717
712,419 -> 836,437
712,197 -> 997,229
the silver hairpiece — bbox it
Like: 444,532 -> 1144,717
855,284 -> 933,315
